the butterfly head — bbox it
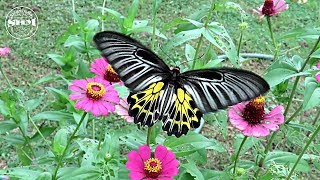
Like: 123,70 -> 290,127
170,67 -> 180,78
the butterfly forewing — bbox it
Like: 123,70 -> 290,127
179,68 -> 270,113
93,31 -> 171,92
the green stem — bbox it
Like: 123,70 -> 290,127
151,0 -> 157,51
0,64 -> 14,89
237,32 -> 243,59
192,0 -> 215,69
28,114 -> 54,152
0,64 -> 36,158
266,17 -> 278,60
285,105 -> 302,124
146,127 -> 153,146
98,127 -> 104,150
233,136 -> 248,175
101,0 -> 107,31
72,0 -> 76,23
287,110 -> 320,179
254,132 -> 277,178
284,36 -> 320,117
306,108 -> 320,137
52,112 -> 87,180
92,119 -> 95,140
255,37 -> 320,176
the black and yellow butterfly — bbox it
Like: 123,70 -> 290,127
94,31 -> 269,137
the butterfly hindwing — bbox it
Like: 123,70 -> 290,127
162,87 -> 202,137
94,31 -> 171,92
179,68 -> 270,113
128,81 -> 202,137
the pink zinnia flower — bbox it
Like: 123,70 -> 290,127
90,57 -> 122,84
0,47 -> 10,57
126,145 -> 179,180
69,76 -> 120,116
228,96 -> 284,137
316,74 -> 320,82
317,60 -> 320,69
115,98 -> 134,122
255,0 -> 289,19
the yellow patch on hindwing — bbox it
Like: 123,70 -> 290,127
129,82 -> 164,126
164,88 -> 202,137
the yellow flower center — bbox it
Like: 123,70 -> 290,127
144,158 -> 162,178
104,64 -> 121,82
243,96 -> 265,125
86,82 -> 106,100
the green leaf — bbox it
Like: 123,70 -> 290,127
85,19 -> 99,31
19,111 -> 28,135
303,77 -> 320,110
3,134 -> 25,145
114,84 -> 130,98
163,28 -> 204,52
59,167 -> 101,180
47,54 -> 65,66
99,7 -> 124,20
31,126 -> 56,142
127,26 -> 167,39
200,169 -> 229,179
185,44 -> 196,68
164,132 -> 225,153
123,0 -> 140,29
264,151 -> 310,172
152,0 -> 162,16
233,135 -> 261,156
311,48 -> 320,58
181,161 -> 205,180
161,18 -> 191,32
25,98 -> 43,112
279,27 -> 320,40
0,168 -> 42,180
264,69 -> 309,87
17,146 -> 32,165
34,75 -> 63,85
53,128 -> 68,155
202,24 -> 237,67
36,172 -> 52,180
64,35 -> 85,52
0,121 -> 17,133
33,111 -> 74,122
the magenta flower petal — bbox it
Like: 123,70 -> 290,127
252,125 -> 270,137
262,123 -> 279,131
138,145 -> 151,161
128,172 -> 146,180
228,96 -> 284,137
68,77 -> 120,116
126,145 -> 179,179
126,151 -> 144,171
90,57 -> 122,84
316,74 -> 320,82
255,0 -> 288,19
115,98 -> 134,122
317,61 -> 320,69
0,47 -> 10,56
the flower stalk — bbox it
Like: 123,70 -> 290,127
53,112 -> 87,180
192,0 -> 215,69
233,136 -> 248,175
287,110 -> 320,179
